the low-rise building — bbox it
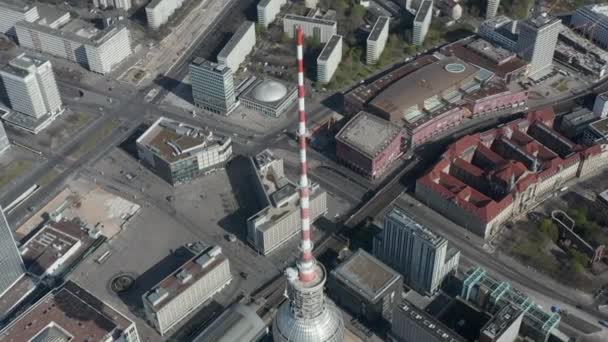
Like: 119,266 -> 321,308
192,303 -> 267,342
257,0 -> 286,28
317,34 -> 342,84
16,16 -> 132,75
336,111 -> 405,179
593,91 -> 608,118
555,27 -> 608,82
560,108 -> 597,140
390,301 -> 466,342
246,150 -> 327,255
0,281 -> 140,342
571,4 -> 608,49
145,0 -> 184,30
329,249 -> 402,324
283,14 -> 337,43
143,244 -> 232,336
217,21 -> 256,72
416,108 -> 608,239
136,117 -> 232,185
0,0 -> 39,37
412,0 -> 432,46
93,0 -> 132,11
478,16 -> 519,51
479,304 -> 524,342
463,82 -> 527,117
582,117 -> 608,146
367,16 -> 390,65
239,78 -> 297,117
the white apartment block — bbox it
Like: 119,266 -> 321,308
146,0 -> 184,30
190,58 -> 238,115
217,21 -> 256,72
571,5 -> 608,48
0,1 -> 39,37
0,54 -> 62,119
92,0 -> 132,11
317,34 -> 342,84
412,0 -> 432,46
594,91 -> 608,118
486,0 -> 500,19
16,19 -> 132,75
257,0 -> 286,28
143,245 -> 232,336
366,16 -> 389,65
283,14 -> 337,43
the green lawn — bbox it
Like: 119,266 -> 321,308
0,160 -> 33,189
64,112 -> 95,135
71,120 -> 120,159
38,168 -> 60,186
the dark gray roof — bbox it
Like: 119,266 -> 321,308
192,303 -> 266,342
368,16 -> 389,42
318,35 -> 342,62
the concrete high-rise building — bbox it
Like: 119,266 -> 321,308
317,34 -> 342,84
145,0 -> 184,30
283,14 -> 337,43
0,1 -> 39,37
517,13 -> 562,79
217,21 -> 256,73
367,16 -> 389,65
257,0 -> 286,28
143,244 -> 232,336
190,58 -> 238,115
93,0 -> 132,11
373,207 -> 460,295
486,0 -> 500,19
593,91 -> 608,118
0,54 -> 62,119
412,0 -> 433,46
0,205 -> 26,298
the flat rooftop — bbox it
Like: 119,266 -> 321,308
415,0 -> 432,22
0,0 -> 35,12
0,275 -> 36,320
590,117 -> 608,136
0,281 -> 134,342
192,303 -> 266,342
467,39 -> 515,63
368,16 -> 389,42
137,117 -> 228,163
332,249 -> 401,302
284,13 -> 337,26
385,207 -> 446,247
143,245 -> 229,312
318,35 -> 342,62
481,304 -> 523,340
396,301 -> 466,342
525,13 -> 561,29
191,57 -> 231,74
16,19 -> 127,47
335,111 -> 403,159
218,21 -> 254,60
9,54 -> 47,70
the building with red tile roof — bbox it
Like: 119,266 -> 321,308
416,107 -> 608,239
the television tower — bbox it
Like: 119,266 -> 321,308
272,27 -> 344,342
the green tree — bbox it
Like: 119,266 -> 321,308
538,219 -> 559,243
568,249 -> 590,267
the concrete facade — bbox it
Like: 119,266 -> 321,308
283,14 -> 337,43
486,0 -> 500,19
257,0 -> 286,28
0,205 -> 25,298
190,58 -> 238,115
0,1 -> 39,37
367,16 -> 389,65
0,120 -> 9,154
390,302 -> 466,342
571,5 -> 608,49
517,14 -> 562,79
217,21 -> 256,73
93,0 -> 132,11
145,0 -> 184,30
593,91 -> 608,118
412,0 -> 432,46
317,34 -> 342,84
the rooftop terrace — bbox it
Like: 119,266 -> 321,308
335,111 -> 404,159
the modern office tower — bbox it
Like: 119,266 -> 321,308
0,121 -> 9,155
367,16 -> 389,65
190,58 -> 238,115
143,245 -> 232,336
593,91 -> 608,118
317,35 -> 342,84
305,0 -> 318,8
145,0 -> 184,30
16,18 -> 132,75
0,205 -> 26,297
273,27 -> 344,342
0,54 -> 62,119
217,21 -> 256,72
136,117 -> 232,185
373,207 -> 460,295
412,0 -> 433,46
93,0 -> 132,11
0,1 -> 39,37
516,13 -> 562,79
486,0 -> 500,19
283,14 -> 338,43
0,281 -> 141,342
257,0 -> 286,28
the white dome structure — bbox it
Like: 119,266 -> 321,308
252,80 -> 288,103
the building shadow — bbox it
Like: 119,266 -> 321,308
153,75 -> 194,104
119,123 -> 150,158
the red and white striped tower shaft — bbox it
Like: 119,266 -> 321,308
296,26 -> 315,284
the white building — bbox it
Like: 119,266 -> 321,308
0,121 -> 9,154
571,5 -> 608,48
217,21 -> 256,73
143,244 -> 232,336
517,13 -> 562,79
373,207 -> 460,295
0,205 -> 25,298
0,54 -> 62,119
0,1 -> 39,37
367,16 -> 389,65
478,15 -> 519,51
412,0 -> 432,46
257,0 -> 286,28
594,91 -> 608,118
305,0 -> 318,8
317,34 -> 342,84
190,58 -> 238,115
92,0 -> 132,11
486,0 -> 500,19
283,14 -> 337,43
16,18 -> 132,75
145,0 -> 184,30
